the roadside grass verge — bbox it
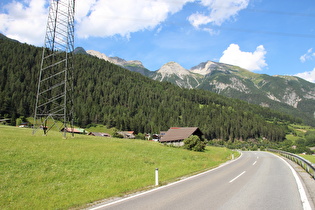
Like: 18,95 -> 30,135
0,125 -> 238,209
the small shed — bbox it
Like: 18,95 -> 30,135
159,127 -> 203,146
18,122 -> 29,128
117,131 -> 136,139
0,119 -> 10,125
88,132 -> 111,137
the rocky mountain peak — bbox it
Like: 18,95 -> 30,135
157,61 -> 191,78
190,61 -> 230,76
125,60 -> 145,68
110,56 -> 127,65
86,50 -> 145,68
157,62 -> 190,77
86,50 -> 111,62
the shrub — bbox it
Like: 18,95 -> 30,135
113,132 -> 124,138
183,135 -> 206,152
305,132 -> 315,147
135,133 -> 145,140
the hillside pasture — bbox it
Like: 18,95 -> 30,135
0,125 -> 237,209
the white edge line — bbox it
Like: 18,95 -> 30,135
271,153 -> 311,210
229,171 -> 246,183
89,152 -> 243,210
253,161 -> 257,165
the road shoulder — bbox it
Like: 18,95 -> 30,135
284,157 -> 315,210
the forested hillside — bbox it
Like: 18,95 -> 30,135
0,37 -> 301,141
86,50 -> 315,126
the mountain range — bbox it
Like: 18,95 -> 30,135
83,49 -> 315,126
1,35 -> 294,141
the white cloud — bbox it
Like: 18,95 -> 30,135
75,0 -> 193,38
294,68 -> 315,83
202,27 -> 219,35
219,44 -> 267,71
0,0 -> 193,43
300,48 -> 315,63
0,0 -> 250,44
188,0 -> 250,28
0,0 -> 48,46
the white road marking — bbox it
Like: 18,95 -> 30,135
90,152 -> 243,209
229,171 -> 246,183
253,161 -> 257,165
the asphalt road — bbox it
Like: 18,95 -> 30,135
90,151 -> 310,210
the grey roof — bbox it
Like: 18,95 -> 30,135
160,127 -> 203,142
88,132 -> 111,137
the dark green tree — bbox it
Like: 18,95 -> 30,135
183,135 -> 206,152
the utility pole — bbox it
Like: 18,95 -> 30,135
33,0 -> 75,138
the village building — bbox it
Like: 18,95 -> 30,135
159,127 -> 203,146
60,127 -> 87,134
117,131 -> 136,139
0,119 -> 11,125
88,132 -> 111,137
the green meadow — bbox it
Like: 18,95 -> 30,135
300,154 -> 315,164
0,125 -> 238,209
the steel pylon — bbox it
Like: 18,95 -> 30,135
34,0 -> 75,137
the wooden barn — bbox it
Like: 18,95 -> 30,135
159,127 -> 203,146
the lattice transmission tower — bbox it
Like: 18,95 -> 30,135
34,0 -> 75,137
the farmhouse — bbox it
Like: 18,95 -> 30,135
159,127 -> 203,146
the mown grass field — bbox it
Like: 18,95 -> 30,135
300,154 -> 315,163
0,125 -> 238,209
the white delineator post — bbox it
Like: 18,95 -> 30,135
155,168 -> 159,186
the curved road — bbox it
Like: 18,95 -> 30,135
90,151 -> 311,210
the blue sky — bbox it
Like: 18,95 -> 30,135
1,0 -> 315,82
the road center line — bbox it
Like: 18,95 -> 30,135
90,152 -> 243,209
253,161 -> 257,165
229,171 -> 246,183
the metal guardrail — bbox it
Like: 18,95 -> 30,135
268,149 -> 315,179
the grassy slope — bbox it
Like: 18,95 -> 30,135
300,155 -> 315,164
0,125 -> 238,209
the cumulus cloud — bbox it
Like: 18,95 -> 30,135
75,0 -> 193,38
0,0 -> 48,45
0,0 -> 250,44
219,44 -> 267,71
0,0 -> 196,42
188,0 -> 250,28
295,68 -> 315,83
300,48 -> 315,63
